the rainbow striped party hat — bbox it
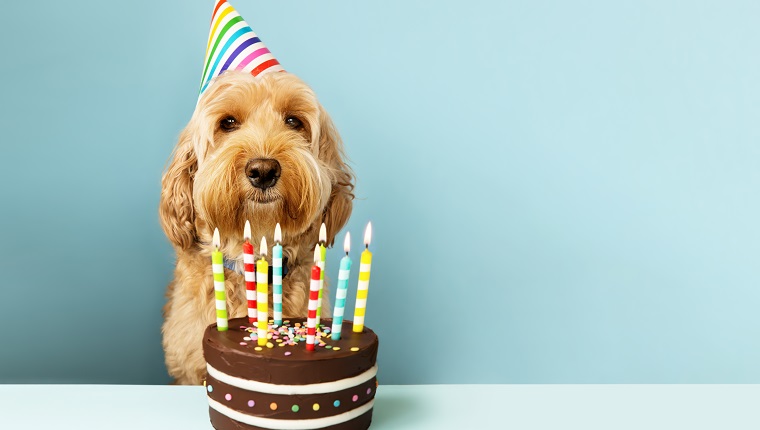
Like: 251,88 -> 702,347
199,0 -> 284,96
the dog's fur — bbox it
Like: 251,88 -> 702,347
160,71 -> 354,385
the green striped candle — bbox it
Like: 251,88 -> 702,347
211,228 -> 228,331
315,223 -> 327,326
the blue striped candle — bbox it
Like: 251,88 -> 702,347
331,233 -> 352,340
273,223 -> 283,326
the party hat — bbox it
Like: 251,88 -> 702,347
198,0 -> 284,96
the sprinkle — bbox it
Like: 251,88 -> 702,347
291,404 -> 300,412
367,388 -> 372,395
352,395 -> 358,402
254,347 -> 263,351
276,339 -> 282,343
267,333 -> 273,339
239,325 -> 246,329
333,347 -> 341,351
248,400 -> 255,407
313,403 -> 320,411
350,347 -> 359,352
284,351 -> 292,356
325,345 -> 332,349
266,342 -> 274,349
270,402 -> 278,410
225,393 -> 232,401
239,342 -> 247,346
207,385 -> 213,393
243,337 -> 251,341
333,400 -> 340,407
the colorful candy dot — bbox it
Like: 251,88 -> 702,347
207,385 -> 213,393
284,351 -> 292,356
325,345 -> 332,349
313,403 -> 320,411
270,402 -> 278,410
291,404 -> 300,412
248,400 -> 255,407
350,347 -> 359,352
266,342 -> 274,348
333,400 -> 340,407
352,395 -> 358,402
239,342 -> 247,346
333,347 -> 341,351
254,347 -> 263,351
225,393 -> 232,401
367,387 -> 372,395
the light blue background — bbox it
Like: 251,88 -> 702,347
1,0 -> 758,384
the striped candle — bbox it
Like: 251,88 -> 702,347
353,223 -> 373,333
243,221 -> 256,324
273,223 -> 283,326
331,233 -> 352,341
315,223 -> 327,326
211,228 -> 228,331
256,236 -> 269,346
306,245 -> 321,351
199,0 -> 285,97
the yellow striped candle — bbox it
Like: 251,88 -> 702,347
211,228 -> 228,331
315,223 -> 327,326
256,236 -> 269,346
353,222 -> 373,333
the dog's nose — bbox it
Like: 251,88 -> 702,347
246,158 -> 281,190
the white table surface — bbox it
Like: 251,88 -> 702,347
1,384 -> 758,429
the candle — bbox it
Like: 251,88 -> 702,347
315,223 -> 327,326
306,245 -> 321,351
273,223 -> 283,326
211,228 -> 228,331
353,222 -> 373,333
243,221 -> 256,324
331,233 -> 352,340
256,236 -> 269,346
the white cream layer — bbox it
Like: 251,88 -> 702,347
209,398 -> 374,430
207,363 -> 378,395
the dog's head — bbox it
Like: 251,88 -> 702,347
160,71 -> 354,254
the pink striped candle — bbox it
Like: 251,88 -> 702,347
243,221 -> 256,324
306,245 -> 321,352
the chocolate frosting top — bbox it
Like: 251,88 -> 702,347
203,318 -> 379,386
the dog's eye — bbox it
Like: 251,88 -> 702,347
220,116 -> 239,132
285,116 -> 303,129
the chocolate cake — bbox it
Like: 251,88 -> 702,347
203,317 -> 379,430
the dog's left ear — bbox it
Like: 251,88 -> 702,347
318,106 -> 355,247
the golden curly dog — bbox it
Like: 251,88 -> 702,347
160,71 -> 354,385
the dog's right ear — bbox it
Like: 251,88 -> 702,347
159,127 -> 198,250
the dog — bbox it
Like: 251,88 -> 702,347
159,70 -> 354,385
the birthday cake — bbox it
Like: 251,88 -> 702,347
203,317 -> 379,430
